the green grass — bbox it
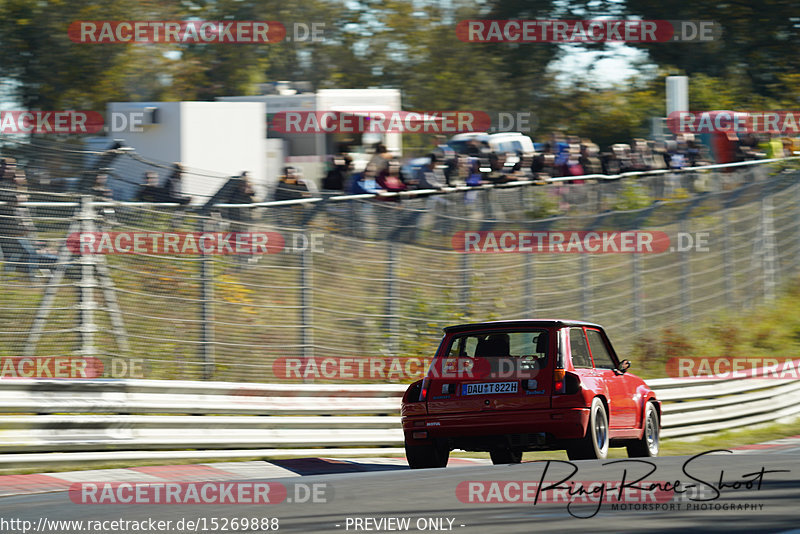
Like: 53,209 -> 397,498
629,276 -> 800,380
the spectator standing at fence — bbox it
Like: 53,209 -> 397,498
508,151 -> 534,181
322,153 -> 352,191
579,141 -> 602,175
0,158 -> 16,182
273,166 -> 312,201
350,163 -> 385,194
449,155 -> 474,187
415,154 -> 447,190
367,144 -> 392,180
91,173 -> 113,200
532,143 -> 556,180
0,169 -> 56,277
163,163 -> 191,205
376,160 -> 407,194
136,171 -> 165,202
223,171 -> 256,225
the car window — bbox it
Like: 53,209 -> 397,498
569,328 -> 593,368
586,329 -> 616,369
444,330 -> 548,369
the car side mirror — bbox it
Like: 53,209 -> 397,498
616,359 -> 631,374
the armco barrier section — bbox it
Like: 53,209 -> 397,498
1,361 -> 799,467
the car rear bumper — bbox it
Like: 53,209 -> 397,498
402,407 -> 589,446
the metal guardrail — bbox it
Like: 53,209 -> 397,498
1,359 -> 799,467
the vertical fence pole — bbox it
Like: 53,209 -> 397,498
632,252 -> 642,333
680,219 -> 692,322
460,253 -> 471,319
300,242 -> 314,366
580,254 -> 592,319
796,182 -> 800,271
722,208 -> 733,309
761,196 -> 776,301
199,217 -> 215,379
77,196 -> 97,356
386,241 -> 399,356
524,253 -> 535,317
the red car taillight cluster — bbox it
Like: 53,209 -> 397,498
553,368 -> 566,394
419,377 -> 431,402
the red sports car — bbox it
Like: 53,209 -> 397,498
401,320 -> 661,468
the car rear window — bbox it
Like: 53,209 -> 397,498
444,329 -> 549,370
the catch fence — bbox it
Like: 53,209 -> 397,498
1,156 -> 798,382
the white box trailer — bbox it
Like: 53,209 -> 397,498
102,101 -> 267,202
217,89 -> 402,186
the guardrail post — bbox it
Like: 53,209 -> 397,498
680,219 -> 692,322
199,217 -> 215,379
580,254 -> 592,319
77,196 -> 98,356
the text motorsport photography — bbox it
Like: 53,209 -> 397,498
456,451 -> 783,519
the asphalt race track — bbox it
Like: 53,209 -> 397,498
2,448 -> 799,534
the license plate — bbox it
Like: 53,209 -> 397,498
461,382 -> 518,396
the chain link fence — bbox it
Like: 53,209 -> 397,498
1,146 -> 798,382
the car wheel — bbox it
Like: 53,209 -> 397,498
627,402 -> 659,458
490,449 -> 523,465
405,442 -> 450,469
567,397 -> 609,460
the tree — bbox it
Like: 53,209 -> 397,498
0,0 -> 177,110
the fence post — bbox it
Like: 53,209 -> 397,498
199,217 -> 215,379
524,253 -> 535,317
460,253 -> 471,319
680,219 -> 692,322
580,254 -> 592,319
761,196 -> 776,301
722,208 -> 733,309
300,242 -> 314,367
796,182 -> 800,271
386,241 -> 399,356
632,252 -> 642,332
77,196 -> 98,356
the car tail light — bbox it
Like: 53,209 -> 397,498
441,383 -> 455,394
553,368 -> 565,394
419,377 -> 431,402
412,431 -> 428,439
554,370 -> 581,395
